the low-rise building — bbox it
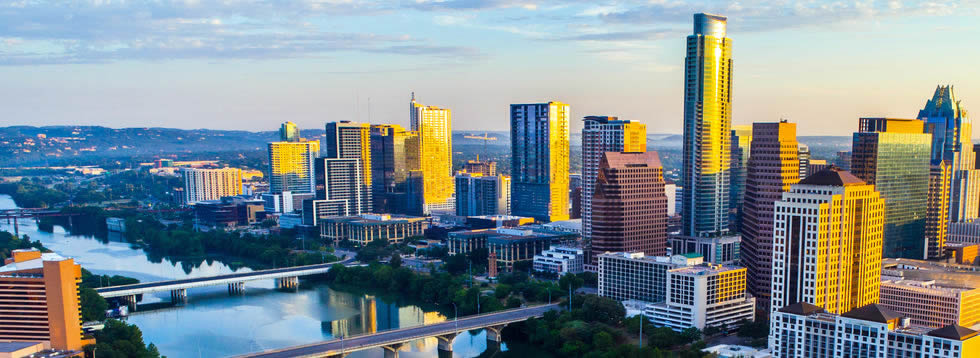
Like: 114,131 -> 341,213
770,302 -> 980,358
319,214 -> 429,246
466,215 -> 534,229
950,221 -> 980,244
447,227 -> 577,272
644,262 -> 755,331
532,246 -> 584,276
880,276 -> 980,329
597,252 -> 676,303
193,196 -> 265,229
947,242 -> 980,265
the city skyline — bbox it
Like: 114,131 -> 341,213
2,2 -> 979,136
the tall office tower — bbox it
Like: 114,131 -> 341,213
182,167 -> 243,204
591,152 -> 668,259
582,116 -> 647,257
927,161 -> 953,258
919,85 -> 980,222
740,121 -> 800,311
510,102 -> 571,222
676,13 -> 740,263
455,173 -> 510,216
325,121 -> 373,210
851,118 -> 931,259
770,167 -> 884,314
280,121 -> 301,142
797,144 -> 811,179
312,157 -> 369,218
268,140 -> 319,194
464,160 -> 497,176
0,249 -> 90,351
835,150 -> 852,170
370,124 -> 420,214
410,94 -> 454,214
729,124 -> 753,232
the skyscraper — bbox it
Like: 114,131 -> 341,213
325,121 -> 372,211
851,118 -> 931,259
182,167 -> 243,204
674,13 -> 740,263
411,94 -> 454,214
729,124 -> 753,232
919,85 -> 980,223
927,161 -> 952,258
312,157 -> 370,217
797,144 -> 811,179
455,173 -> 510,217
740,121 -> 800,311
268,140 -> 319,194
770,167 -> 884,314
591,151 -> 668,258
369,124 -> 420,214
280,121 -> 301,142
582,116 -> 647,258
510,101 -> 571,222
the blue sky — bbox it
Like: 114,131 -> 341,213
1,0 -> 978,136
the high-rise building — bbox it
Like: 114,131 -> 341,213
463,160 -> 497,176
268,140 -> 319,194
369,124 -> 420,214
739,121 -> 800,311
182,167 -> 243,204
581,116 -> 647,257
0,249 -> 92,351
325,121 -> 372,208
591,151 -> 668,259
665,184 -> 678,217
770,302 -> 980,358
510,102 -> 571,222
835,150 -> 852,170
850,118 -> 931,259
410,94 -> 454,214
681,13 -> 733,238
770,168 -> 884,314
729,124 -> 753,232
676,13 -> 741,263
797,144 -> 811,179
312,157 -> 370,218
455,173 -> 510,217
919,85 -> 980,223
280,121 -> 301,142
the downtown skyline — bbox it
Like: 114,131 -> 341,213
1,1 -> 979,136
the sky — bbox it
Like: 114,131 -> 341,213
1,1 -> 979,136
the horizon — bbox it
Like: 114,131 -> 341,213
1,2 -> 978,137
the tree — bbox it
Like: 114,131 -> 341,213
80,287 -> 108,322
592,331 -> 614,350
389,253 -> 403,268
558,273 -> 584,292
444,254 -> 468,275
580,295 -> 626,325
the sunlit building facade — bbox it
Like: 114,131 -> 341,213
851,118 -> 931,259
510,102 -> 571,222
280,121 -> 300,142
410,94 -> 454,214
645,262 -> 755,331
740,121 -> 800,311
182,167 -> 243,204
369,124 -> 420,214
919,85 -> 980,223
771,168 -> 884,314
268,140 -> 319,194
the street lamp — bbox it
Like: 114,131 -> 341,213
452,302 -> 458,331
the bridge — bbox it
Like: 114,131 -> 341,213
239,304 -> 560,358
95,261 -> 345,307
0,208 -> 81,236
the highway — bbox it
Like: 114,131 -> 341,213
239,304 -> 560,358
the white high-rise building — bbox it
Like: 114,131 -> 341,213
182,168 -> 243,204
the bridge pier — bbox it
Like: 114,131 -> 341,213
381,343 -> 404,358
228,282 -> 245,295
121,295 -> 138,311
485,324 -> 507,342
436,333 -> 456,352
275,276 -> 299,290
170,289 -> 187,304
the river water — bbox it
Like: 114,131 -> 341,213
0,195 -> 501,358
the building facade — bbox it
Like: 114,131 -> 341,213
313,157 -> 371,217
645,262 -> 755,331
369,124 -> 421,214
581,116 -> 646,258
319,214 -> 429,245
740,121 -> 800,311
880,277 -> 980,329
729,124 -> 753,232
455,173 -> 510,217
0,249 -> 92,351
533,246 -> 585,277
182,167 -> 243,204
280,121 -> 300,142
597,252 -> 676,303
510,102 -> 571,222
268,140 -> 319,194
590,151 -> 668,260
797,144 -> 811,179
770,168 -> 884,314
770,302 -> 980,358
325,121 -> 372,208
928,161 -> 952,258
447,227 -> 577,272
410,94 -> 455,214
851,117 -> 931,259
919,85 -> 980,223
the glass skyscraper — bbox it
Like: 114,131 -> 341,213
410,93 -> 454,214
510,102 -> 570,222
681,13 -> 734,238
918,85 -> 980,223
851,118 -> 931,259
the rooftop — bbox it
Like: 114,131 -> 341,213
799,166 -> 865,186
841,304 -> 903,324
0,251 -> 71,273
779,302 -> 825,316
928,324 -> 979,341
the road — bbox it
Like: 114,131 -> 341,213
240,304 -> 560,358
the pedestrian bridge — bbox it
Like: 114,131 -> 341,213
95,261 -> 344,305
238,304 -> 560,358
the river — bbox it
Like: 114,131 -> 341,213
0,195 -> 503,358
